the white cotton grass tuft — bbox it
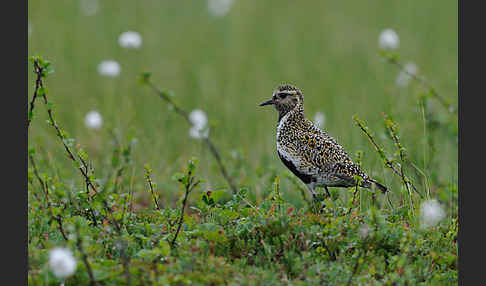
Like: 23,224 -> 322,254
313,112 -> 326,128
48,247 -> 77,279
395,62 -> 418,88
378,28 -> 400,50
189,109 -> 208,129
79,0 -> 99,16
84,110 -> 103,129
189,109 -> 209,139
189,126 -> 210,139
420,199 -> 446,228
118,31 -> 142,49
98,60 -> 121,77
208,0 -> 234,17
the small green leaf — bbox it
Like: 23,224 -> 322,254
139,72 -> 151,85
37,87 -> 46,96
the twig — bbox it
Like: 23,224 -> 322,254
31,58 -> 98,197
203,137 -> 238,194
171,169 -> 200,247
30,58 -> 125,236
144,164 -> 161,210
353,116 -> 423,199
74,223 -> 98,286
383,113 -> 415,212
54,216 -> 69,241
29,152 -> 49,207
141,76 -> 237,194
29,151 -> 70,240
27,58 -> 47,128
346,244 -> 365,286
120,194 -> 129,230
119,239 -> 132,286
101,199 -> 121,233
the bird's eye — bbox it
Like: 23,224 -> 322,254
278,93 -> 288,99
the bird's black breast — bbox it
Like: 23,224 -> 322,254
278,151 -> 313,184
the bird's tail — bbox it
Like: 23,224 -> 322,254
370,179 -> 388,194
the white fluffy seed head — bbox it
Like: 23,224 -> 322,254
395,62 -> 418,87
98,60 -> 121,77
189,109 -> 209,139
48,248 -> 77,279
189,125 -> 210,139
189,109 -> 208,129
378,28 -> 400,50
118,31 -> 142,49
208,0 -> 234,17
420,199 -> 446,228
79,0 -> 99,16
85,110 -> 103,129
313,112 -> 326,128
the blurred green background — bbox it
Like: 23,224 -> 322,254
28,0 -> 457,207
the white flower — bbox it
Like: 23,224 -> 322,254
189,109 -> 208,129
420,199 -> 446,228
48,248 -> 77,279
118,31 -> 142,49
208,0 -> 234,17
189,109 -> 209,139
189,125 -> 210,139
80,0 -> 99,16
98,60 -> 121,77
378,28 -> 400,50
85,110 -> 103,129
313,112 -> 326,128
395,62 -> 418,87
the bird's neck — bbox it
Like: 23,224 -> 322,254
278,102 -> 305,122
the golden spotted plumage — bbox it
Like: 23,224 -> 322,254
261,84 -> 387,199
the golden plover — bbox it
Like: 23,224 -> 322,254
259,84 -> 387,200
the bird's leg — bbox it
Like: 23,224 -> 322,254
324,186 -> 331,198
306,183 -> 320,203
307,184 -> 327,213
306,184 -> 320,213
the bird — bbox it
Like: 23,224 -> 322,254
259,84 -> 388,201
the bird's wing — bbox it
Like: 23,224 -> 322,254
296,120 -> 364,182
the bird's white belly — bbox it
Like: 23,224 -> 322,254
276,112 -> 302,167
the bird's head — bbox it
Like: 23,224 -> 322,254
259,84 -> 303,117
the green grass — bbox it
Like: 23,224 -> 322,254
28,0 -> 457,284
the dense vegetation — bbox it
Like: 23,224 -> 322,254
28,1 -> 457,285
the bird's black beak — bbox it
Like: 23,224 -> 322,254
259,99 -> 274,106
